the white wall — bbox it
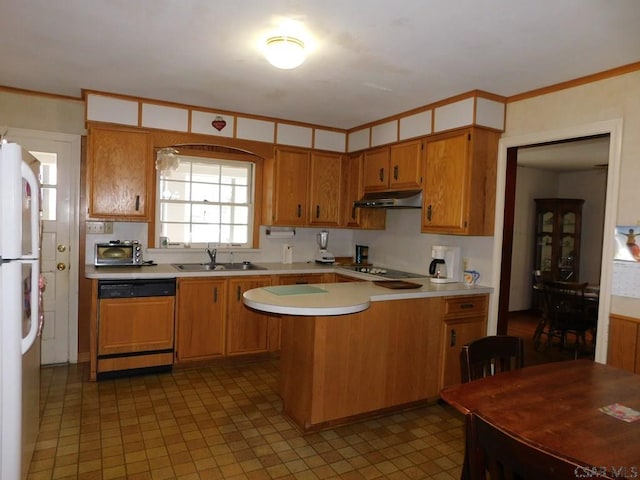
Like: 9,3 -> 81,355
505,69 -> 640,319
354,209 -> 495,280
0,90 -> 85,135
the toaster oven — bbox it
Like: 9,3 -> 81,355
95,241 -> 143,266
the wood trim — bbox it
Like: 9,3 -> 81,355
610,313 -> 640,324
507,61 -> 640,103
497,147 -> 518,334
97,352 -> 174,373
89,279 -> 98,381
0,85 -> 83,102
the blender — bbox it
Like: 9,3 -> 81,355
315,230 -> 335,264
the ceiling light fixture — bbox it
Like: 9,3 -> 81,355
264,35 -> 306,70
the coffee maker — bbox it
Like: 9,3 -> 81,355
429,245 -> 462,283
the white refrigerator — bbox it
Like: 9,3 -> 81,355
0,142 -> 42,480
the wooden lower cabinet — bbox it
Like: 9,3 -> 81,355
608,314 -> 640,373
97,296 -> 175,374
175,278 -> 227,362
280,297 -> 444,432
227,276 -> 274,355
439,295 -> 488,389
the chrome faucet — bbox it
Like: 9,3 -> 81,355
206,248 -> 217,265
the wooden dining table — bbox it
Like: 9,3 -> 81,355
440,359 -> 640,476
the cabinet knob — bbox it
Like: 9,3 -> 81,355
135,195 -> 140,211
213,287 -> 218,303
393,165 -> 399,180
316,205 -> 320,218
297,204 -> 302,218
379,167 -> 384,183
450,329 -> 456,347
237,286 -> 242,301
427,204 -> 432,221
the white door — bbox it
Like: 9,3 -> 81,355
6,129 -> 80,365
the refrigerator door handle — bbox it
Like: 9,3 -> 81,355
21,259 -> 40,355
20,161 -> 41,355
21,161 -> 40,259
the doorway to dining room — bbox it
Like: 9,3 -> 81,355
494,120 -> 621,365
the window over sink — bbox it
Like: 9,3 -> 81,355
156,154 -> 255,248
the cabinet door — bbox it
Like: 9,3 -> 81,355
441,318 -> 486,388
607,315 -> 640,373
227,277 -> 273,355
88,126 -> 153,220
270,148 -> 310,225
389,140 -> 423,190
363,147 -> 390,192
341,153 -> 386,229
98,296 -> 174,355
440,295 -> 488,388
309,152 -> 342,226
422,131 -> 470,233
176,278 -> 226,361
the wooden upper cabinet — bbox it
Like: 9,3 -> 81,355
342,153 -> 386,229
422,127 -> 499,235
309,152 -> 343,226
363,140 -> 423,192
264,147 -> 310,226
363,147 -> 390,192
87,126 -> 153,220
389,139 -> 423,190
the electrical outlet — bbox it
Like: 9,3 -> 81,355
86,221 -> 114,234
463,257 -> 469,271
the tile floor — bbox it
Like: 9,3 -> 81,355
27,357 -> 465,480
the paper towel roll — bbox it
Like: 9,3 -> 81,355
282,244 -> 293,264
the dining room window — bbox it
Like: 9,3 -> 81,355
156,154 -> 255,248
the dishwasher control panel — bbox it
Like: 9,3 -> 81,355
98,279 -> 176,298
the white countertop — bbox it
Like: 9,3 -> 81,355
85,263 -> 492,316
243,277 -> 492,316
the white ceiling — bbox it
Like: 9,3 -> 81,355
517,136 -> 611,172
1,1 -> 639,130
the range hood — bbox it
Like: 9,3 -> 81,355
353,189 -> 423,209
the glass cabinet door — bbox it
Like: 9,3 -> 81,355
534,198 -> 583,282
535,208 -> 554,275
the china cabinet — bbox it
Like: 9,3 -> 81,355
534,198 -> 584,281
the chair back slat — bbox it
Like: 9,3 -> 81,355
460,335 -> 524,384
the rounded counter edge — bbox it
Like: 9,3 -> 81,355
243,296 -> 370,316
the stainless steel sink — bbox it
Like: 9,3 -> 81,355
172,262 -> 267,272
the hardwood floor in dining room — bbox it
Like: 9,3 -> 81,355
506,310 -> 595,366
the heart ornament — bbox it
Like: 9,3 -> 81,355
212,116 -> 227,131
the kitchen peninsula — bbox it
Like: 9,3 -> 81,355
243,280 -> 491,432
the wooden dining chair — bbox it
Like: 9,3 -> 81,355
466,411 -> 612,479
460,335 -> 524,383
540,280 -> 594,357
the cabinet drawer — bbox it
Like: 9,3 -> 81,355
442,295 -> 487,319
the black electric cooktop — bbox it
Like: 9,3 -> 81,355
341,265 -> 426,279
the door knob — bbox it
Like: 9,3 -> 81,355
57,244 -> 67,253
57,262 -> 67,271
